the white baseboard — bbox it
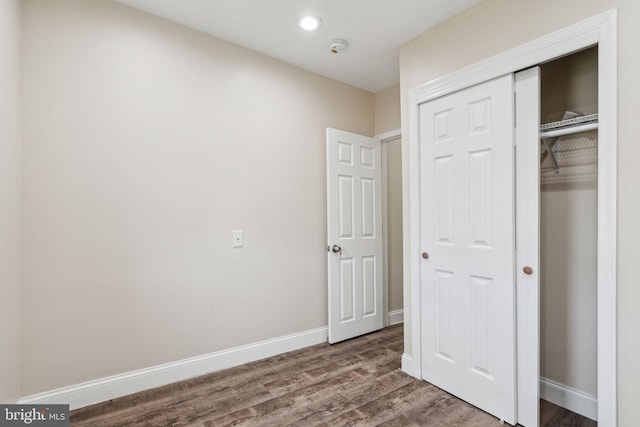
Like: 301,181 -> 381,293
387,309 -> 404,325
401,353 -> 419,379
540,377 -> 597,421
19,327 -> 328,410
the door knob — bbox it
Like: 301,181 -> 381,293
331,244 -> 342,253
421,252 -> 429,259
523,266 -> 533,275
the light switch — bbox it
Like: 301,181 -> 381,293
232,230 -> 243,247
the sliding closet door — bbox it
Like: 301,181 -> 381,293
419,74 -> 516,424
515,67 -> 541,427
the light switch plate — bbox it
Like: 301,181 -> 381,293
232,230 -> 243,247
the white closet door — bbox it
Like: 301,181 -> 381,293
515,67 -> 541,427
419,74 -> 516,424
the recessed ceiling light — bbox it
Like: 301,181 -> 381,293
299,16 -> 322,31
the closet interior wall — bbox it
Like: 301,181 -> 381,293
539,47 -> 598,399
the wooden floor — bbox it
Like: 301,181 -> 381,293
70,325 -> 595,426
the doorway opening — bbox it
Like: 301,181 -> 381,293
380,131 -> 404,328
538,47 -> 599,422
326,128 -> 404,343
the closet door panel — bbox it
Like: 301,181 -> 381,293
420,73 -> 516,425
515,66 -> 541,427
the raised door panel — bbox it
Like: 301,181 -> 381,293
361,178 -> 376,239
434,156 -> 454,245
338,175 -> 354,239
362,256 -> 377,317
468,150 -> 493,248
339,258 -> 355,322
470,275 -> 494,379
435,270 -> 455,363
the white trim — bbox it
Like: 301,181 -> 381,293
19,327 -> 328,410
387,309 -> 404,326
381,142 -> 390,326
401,353 -> 419,379
596,12 -> 618,427
376,128 -> 401,143
540,377 -> 598,422
377,128 -> 402,328
407,77 -> 422,386
407,9 -> 617,426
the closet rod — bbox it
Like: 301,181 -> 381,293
539,122 -> 598,139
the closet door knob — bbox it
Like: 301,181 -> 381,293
523,266 -> 533,275
421,252 -> 429,259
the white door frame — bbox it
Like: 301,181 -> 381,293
377,129 -> 402,327
404,10 -> 617,426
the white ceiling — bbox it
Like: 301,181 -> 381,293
114,0 -> 481,93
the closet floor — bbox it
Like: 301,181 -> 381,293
70,325 -> 595,426
540,399 -> 596,427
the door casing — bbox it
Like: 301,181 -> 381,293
404,10 -> 617,426
378,129 -> 402,327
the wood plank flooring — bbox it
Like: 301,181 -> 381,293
70,325 -> 595,426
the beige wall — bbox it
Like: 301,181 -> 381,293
540,49 -> 598,396
541,47 -> 598,123
541,182 -> 597,395
375,84 -> 401,135
0,0 -> 22,403
21,0 -> 373,395
385,139 -> 403,313
399,0 -> 640,423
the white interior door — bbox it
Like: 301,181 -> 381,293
515,67 -> 541,427
326,128 -> 383,344
419,74 -> 516,424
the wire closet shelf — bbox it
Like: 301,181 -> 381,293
539,113 -> 598,183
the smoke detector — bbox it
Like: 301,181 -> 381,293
329,39 -> 347,54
